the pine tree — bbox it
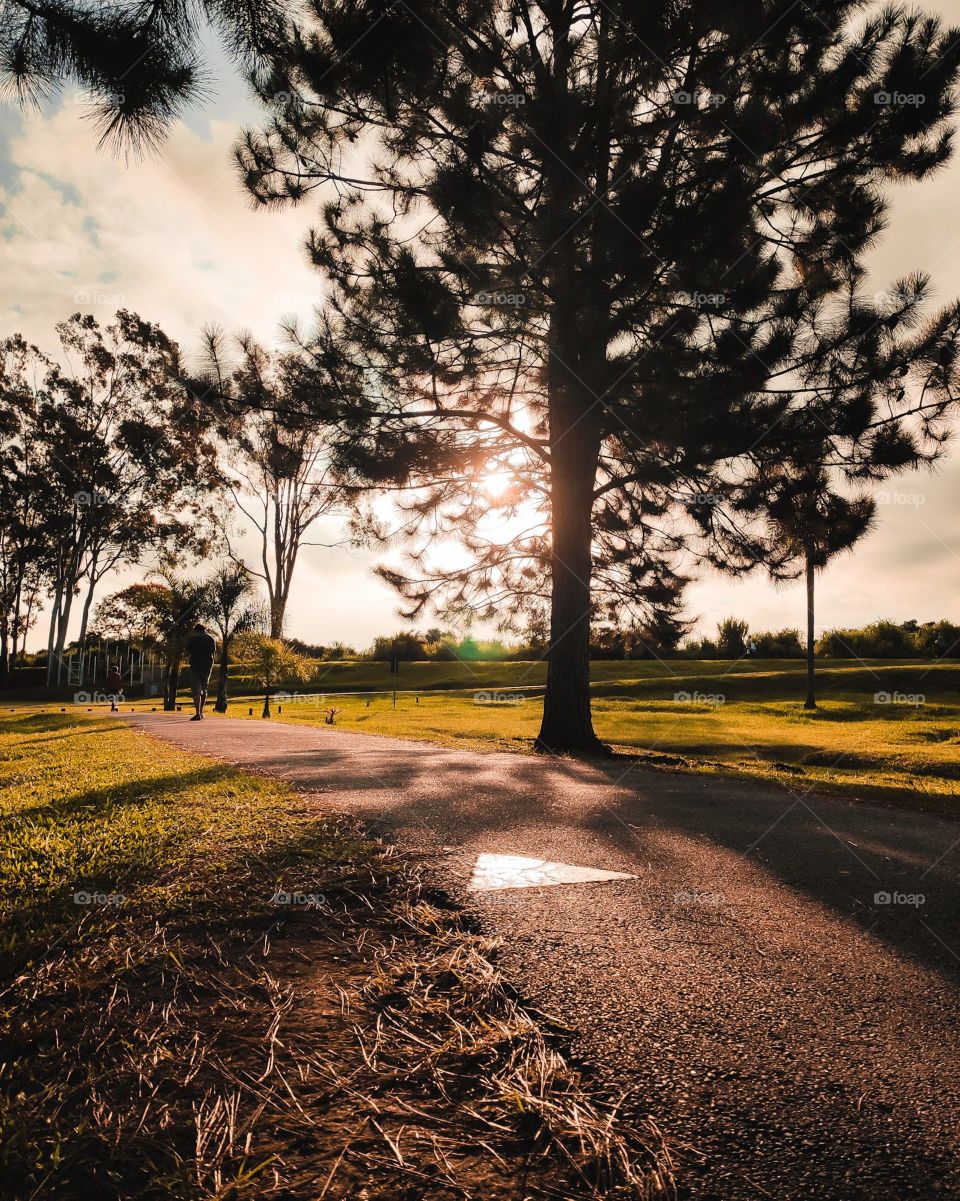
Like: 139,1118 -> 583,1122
757,458 -> 875,709
239,2 -> 960,751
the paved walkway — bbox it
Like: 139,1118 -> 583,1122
124,713 -> 960,1200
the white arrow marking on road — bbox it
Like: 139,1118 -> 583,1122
468,852 -> 637,892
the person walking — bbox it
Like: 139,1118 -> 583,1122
186,622 -> 217,720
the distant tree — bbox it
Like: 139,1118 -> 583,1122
753,451 -> 874,707
817,619 -> 917,659
203,562 -> 261,712
197,333 -> 349,639
369,632 -> 430,662
92,582 -> 169,645
0,314 -> 217,685
914,620 -> 960,659
235,633 -> 310,718
752,629 -> 805,658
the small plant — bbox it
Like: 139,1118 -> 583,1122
234,633 -> 311,717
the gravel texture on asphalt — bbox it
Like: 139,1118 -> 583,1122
123,713 -> 960,1200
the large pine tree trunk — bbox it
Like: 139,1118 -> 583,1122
804,552 -> 816,710
535,398 -> 604,755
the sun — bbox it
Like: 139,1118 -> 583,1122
481,470 -> 514,498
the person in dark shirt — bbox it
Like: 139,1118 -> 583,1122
186,622 -> 217,720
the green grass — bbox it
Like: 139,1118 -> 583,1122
0,710 -> 371,970
9,657 -> 960,811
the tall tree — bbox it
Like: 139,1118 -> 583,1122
0,337 -> 50,682
238,1 -> 960,751
199,334 -> 349,638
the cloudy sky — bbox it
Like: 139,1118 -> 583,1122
3,10 -> 960,651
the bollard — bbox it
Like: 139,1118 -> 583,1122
278,704 -> 282,714
249,707 -> 253,716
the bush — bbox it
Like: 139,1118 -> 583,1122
816,620 -> 913,658
752,628 -> 804,657
717,617 -> 749,659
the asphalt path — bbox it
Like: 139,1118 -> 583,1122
122,712 -> 960,1200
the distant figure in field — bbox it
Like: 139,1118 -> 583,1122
186,622 -> 217,721
105,665 -> 123,696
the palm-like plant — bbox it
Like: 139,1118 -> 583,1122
203,562 -> 262,713
150,563 -> 210,711
234,632 -> 310,718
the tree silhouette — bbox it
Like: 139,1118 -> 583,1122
244,2 -> 960,751
197,333 -> 350,639
763,466 -> 875,708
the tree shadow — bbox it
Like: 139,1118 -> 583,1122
1,761 -> 237,980
238,731 -> 960,982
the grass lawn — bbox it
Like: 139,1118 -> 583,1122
10,658 -> 960,812
0,711 -> 665,1200
124,658 -> 960,813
